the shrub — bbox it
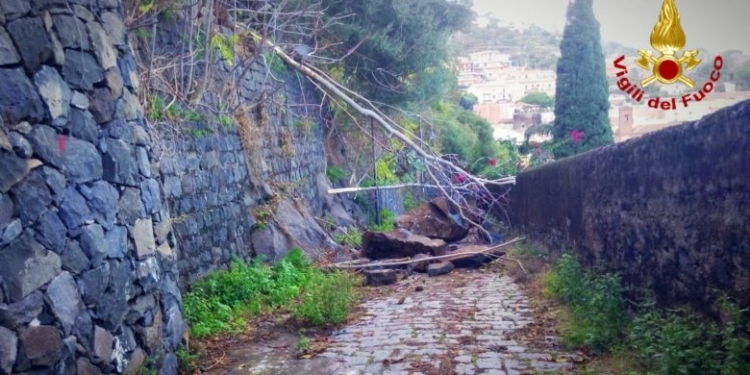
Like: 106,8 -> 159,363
183,249 -> 359,337
628,305 -> 722,375
545,254 -> 627,353
291,271 -> 359,326
370,209 -> 396,232
545,254 -> 750,375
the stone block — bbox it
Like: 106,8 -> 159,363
6,17 -> 52,72
44,271 -> 84,335
0,233 -> 61,302
133,218 -> 155,259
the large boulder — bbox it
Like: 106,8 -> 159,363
396,197 -> 480,242
361,230 -> 446,260
445,244 -> 494,269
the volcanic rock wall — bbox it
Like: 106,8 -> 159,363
0,0 -> 184,373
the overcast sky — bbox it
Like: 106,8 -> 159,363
472,0 -> 749,54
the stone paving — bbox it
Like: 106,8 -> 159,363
318,270 -> 574,375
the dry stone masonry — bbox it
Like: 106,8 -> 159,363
152,49 -> 333,284
0,0 -> 185,374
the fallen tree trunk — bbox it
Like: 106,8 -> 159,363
243,29 -> 514,237
327,179 -> 516,195
326,236 -> 525,270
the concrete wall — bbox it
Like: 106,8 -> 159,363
510,99 -> 750,313
0,0 -> 185,373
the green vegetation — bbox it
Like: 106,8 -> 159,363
375,157 -> 399,185
291,270 -> 357,326
403,191 -> 423,211
262,51 -> 287,75
544,254 -> 750,375
183,249 -> 360,337
175,346 -> 198,373
333,228 -> 362,248
314,0 -> 473,104
210,34 -> 240,67
148,95 -> 204,123
129,358 -> 157,375
326,165 -> 347,184
544,254 -> 627,353
520,92 -> 555,109
296,334 -> 311,353
430,102 -> 504,169
370,209 -> 396,232
453,22 -> 560,70
552,0 -> 613,158
217,114 -> 233,127
293,118 -> 316,133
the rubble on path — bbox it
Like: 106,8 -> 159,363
395,197 -> 481,242
363,269 -> 399,286
361,230 -> 446,260
426,261 -> 454,277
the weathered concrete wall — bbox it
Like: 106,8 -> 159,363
0,0 -> 185,374
510,99 -> 750,312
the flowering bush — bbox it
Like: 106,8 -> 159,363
570,130 -> 584,143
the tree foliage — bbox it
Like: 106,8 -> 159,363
430,101 -> 498,165
453,20 -> 560,71
520,92 -> 554,108
552,0 -> 613,158
316,0 -> 474,105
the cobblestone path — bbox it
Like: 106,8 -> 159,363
318,269 -> 574,375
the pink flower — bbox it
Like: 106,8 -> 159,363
570,130 -> 584,143
452,173 -> 467,184
488,158 -> 497,167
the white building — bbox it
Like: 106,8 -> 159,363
466,69 -> 556,103
468,50 -> 512,69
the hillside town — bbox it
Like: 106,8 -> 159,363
460,49 -> 750,144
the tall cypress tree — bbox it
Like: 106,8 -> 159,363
553,0 -> 613,158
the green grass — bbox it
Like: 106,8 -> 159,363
326,165 -> 347,184
333,228 -> 362,248
544,254 -> 750,375
183,249 -> 360,337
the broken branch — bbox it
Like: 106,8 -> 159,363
326,237 -> 526,270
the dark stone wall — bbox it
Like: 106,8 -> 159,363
153,55 -> 333,284
0,1 -> 184,374
510,99 -> 750,313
